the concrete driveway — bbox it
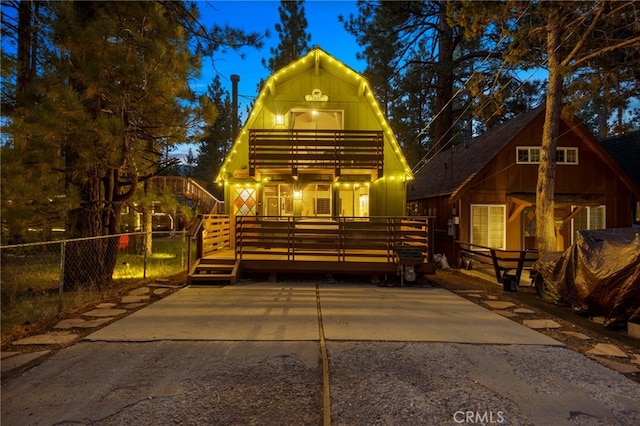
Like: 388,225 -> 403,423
2,283 -> 639,425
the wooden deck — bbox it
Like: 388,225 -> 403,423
188,215 -> 435,285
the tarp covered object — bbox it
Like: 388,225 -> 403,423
534,228 -> 640,323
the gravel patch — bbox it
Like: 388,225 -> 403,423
94,352 -> 322,426
328,342 -> 640,425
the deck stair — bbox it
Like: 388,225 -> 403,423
188,258 -> 239,285
150,176 -> 222,214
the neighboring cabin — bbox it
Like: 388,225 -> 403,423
215,46 -> 413,222
407,105 -> 640,261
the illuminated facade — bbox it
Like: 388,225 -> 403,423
215,47 -> 413,218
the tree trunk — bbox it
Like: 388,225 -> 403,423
62,161 -> 122,291
16,1 -> 34,99
432,7 -> 455,153
142,180 -> 153,257
536,8 -> 563,255
63,166 -> 112,290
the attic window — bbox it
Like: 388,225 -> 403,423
516,147 -> 578,164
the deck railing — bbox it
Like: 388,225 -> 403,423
196,215 -> 232,258
150,176 -> 223,214
234,216 -> 434,264
248,129 -> 384,177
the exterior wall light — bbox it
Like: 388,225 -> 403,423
275,114 -> 285,126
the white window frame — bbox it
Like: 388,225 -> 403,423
516,146 -> 578,164
571,205 -> 606,244
516,146 -> 541,164
470,204 -> 506,249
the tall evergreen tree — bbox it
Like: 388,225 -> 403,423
342,1 -> 541,171
194,75 -> 236,197
1,1 -> 262,288
454,0 -> 640,253
262,0 -> 312,73
1,1 -> 66,243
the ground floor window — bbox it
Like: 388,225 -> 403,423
300,184 -> 332,216
263,184 -> 293,216
233,187 -> 257,216
337,183 -> 369,217
261,181 -> 370,218
471,204 -> 505,249
572,205 -> 606,243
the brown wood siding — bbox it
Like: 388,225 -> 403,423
461,119 -> 633,250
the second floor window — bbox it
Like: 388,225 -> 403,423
517,147 -> 578,164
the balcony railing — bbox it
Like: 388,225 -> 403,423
248,129 -> 384,177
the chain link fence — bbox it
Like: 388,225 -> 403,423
1,231 -> 194,335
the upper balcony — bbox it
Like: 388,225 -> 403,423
248,129 -> 384,178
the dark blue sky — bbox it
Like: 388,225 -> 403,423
172,0 -> 363,159
196,1 -> 363,110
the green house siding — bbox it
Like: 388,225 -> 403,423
217,47 -> 412,218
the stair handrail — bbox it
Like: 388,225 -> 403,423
184,177 -> 223,214
150,176 -> 224,214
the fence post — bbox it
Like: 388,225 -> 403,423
428,217 -> 435,264
143,241 -> 147,279
181,230 -> 187,271
187,231 -> 192,271
59,241 -> 65,313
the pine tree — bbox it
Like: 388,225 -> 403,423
454,0 -> 639,253
342,1 -> 539,172
262,0 -> 311,73
1,1 -> 262,288
194,75 -> 235,198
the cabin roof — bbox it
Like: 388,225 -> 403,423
600,130 -> 640,189
408,105 -> 640,202
408,105 -> 545,201
215,46 -> 412,182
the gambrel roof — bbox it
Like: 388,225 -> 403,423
215,46 -> 413,182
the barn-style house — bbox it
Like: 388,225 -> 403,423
188,47 -> 433,284
215,46 -> 413,219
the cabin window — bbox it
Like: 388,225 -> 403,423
470,204 -> 505,249
556,147 -> 578,164
516,147 -> 578,164
571,205 -> 606,243
517,147 -> 540,163
233,187 -> 258,216
290,109 -> 343,130
300,184 -> 332,216
338,183 -> 369,218
263,184 -> 293,216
